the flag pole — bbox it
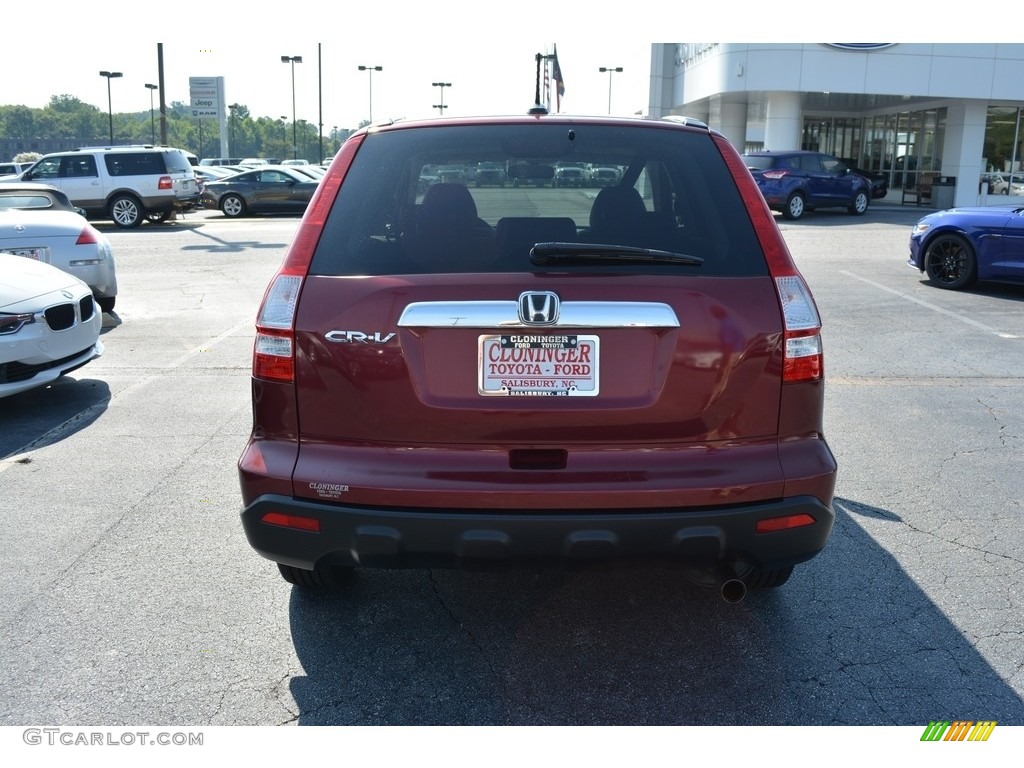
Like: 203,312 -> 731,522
531,52 -> 554,114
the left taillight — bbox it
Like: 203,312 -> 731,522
253,275 -> 302,382
250,132 -> 363,383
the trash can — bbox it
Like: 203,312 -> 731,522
932,176 -> 956,209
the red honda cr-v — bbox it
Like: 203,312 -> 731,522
238,113 -> 837,601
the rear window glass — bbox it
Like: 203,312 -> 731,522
311,122 -> 767,278
163,150 -> 196,173
0,194 -> 54,210
743,155 -> 782,171
104,152 -> 166,176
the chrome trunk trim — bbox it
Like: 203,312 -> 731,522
397,300 -> 679,329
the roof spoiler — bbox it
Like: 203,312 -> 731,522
660,115 -> 710,130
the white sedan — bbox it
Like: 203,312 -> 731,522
0,254 -> 104,398
0,184 -> 118,313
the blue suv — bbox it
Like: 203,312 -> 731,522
743,150 -> 872,220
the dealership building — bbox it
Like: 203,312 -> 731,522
647,44 -> 1024,208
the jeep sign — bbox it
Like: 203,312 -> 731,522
189,76 -> 224,119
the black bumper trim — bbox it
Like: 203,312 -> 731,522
241,494 -> 835,572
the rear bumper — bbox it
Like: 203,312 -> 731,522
240,493 -> 835,572
139,194 -> 199,213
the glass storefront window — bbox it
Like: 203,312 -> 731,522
982,107 -> 1024,195
801,108 -> 945,196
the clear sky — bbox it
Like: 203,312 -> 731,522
3,4 -> 660,133
2,3 -> 1008,135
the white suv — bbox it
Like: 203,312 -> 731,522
12,146 -> 199,228
0,162 -> 33,178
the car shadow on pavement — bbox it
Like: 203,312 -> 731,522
773,207 -> 926,228
92,221 -> 208,233
0,377 -> 110,460
956,282 -> 1024,304
180,228 -> 291,254
284,497 -> 1024,726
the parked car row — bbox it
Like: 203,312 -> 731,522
0,147 -> 324,401
0,181 -> 117,398
0,147 -> 334,227
415,161 -> 627,191
0,145 -> 199,228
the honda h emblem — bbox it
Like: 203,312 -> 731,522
518,291 -> 560,325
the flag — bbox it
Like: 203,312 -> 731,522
543,63 -> 551,111
551,45 -> 565,111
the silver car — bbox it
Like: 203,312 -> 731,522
0,184 -> 117,313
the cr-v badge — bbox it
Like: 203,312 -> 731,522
324,331 -> 396,344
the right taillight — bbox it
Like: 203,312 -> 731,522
775,275 -> 823,383
711,134 -> 824,386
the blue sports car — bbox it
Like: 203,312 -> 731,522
908,205 -> 1024,290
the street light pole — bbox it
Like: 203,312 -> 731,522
358,65 -> 382,123
432,81 -> 451,115
280,116 -> 288,155
281,55 -> 303,159
229,103 -> 241,156
99,70 -> 123,144
144,83 -> 158,144
599,67 -> 623,115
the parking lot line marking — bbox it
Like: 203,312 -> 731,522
0,317 -> 253,474
839,271 -> 1020,339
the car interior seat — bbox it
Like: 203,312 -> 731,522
584,184 -> 686,252
407,183 -> 496,270
583,185 -> 649,245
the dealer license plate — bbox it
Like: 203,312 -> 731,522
2,247 -> 46,261
478,334 -> 599,396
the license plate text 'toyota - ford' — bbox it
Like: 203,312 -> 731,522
478,334 -> 599,396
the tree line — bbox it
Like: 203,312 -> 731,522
1,95 -> 353,163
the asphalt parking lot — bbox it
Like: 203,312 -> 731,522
1,204 -> 1022,729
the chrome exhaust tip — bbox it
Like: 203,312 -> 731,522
717,564 -> 748,603
720,577 -> 747,603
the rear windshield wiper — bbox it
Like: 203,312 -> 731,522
530,242 -> 704,266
